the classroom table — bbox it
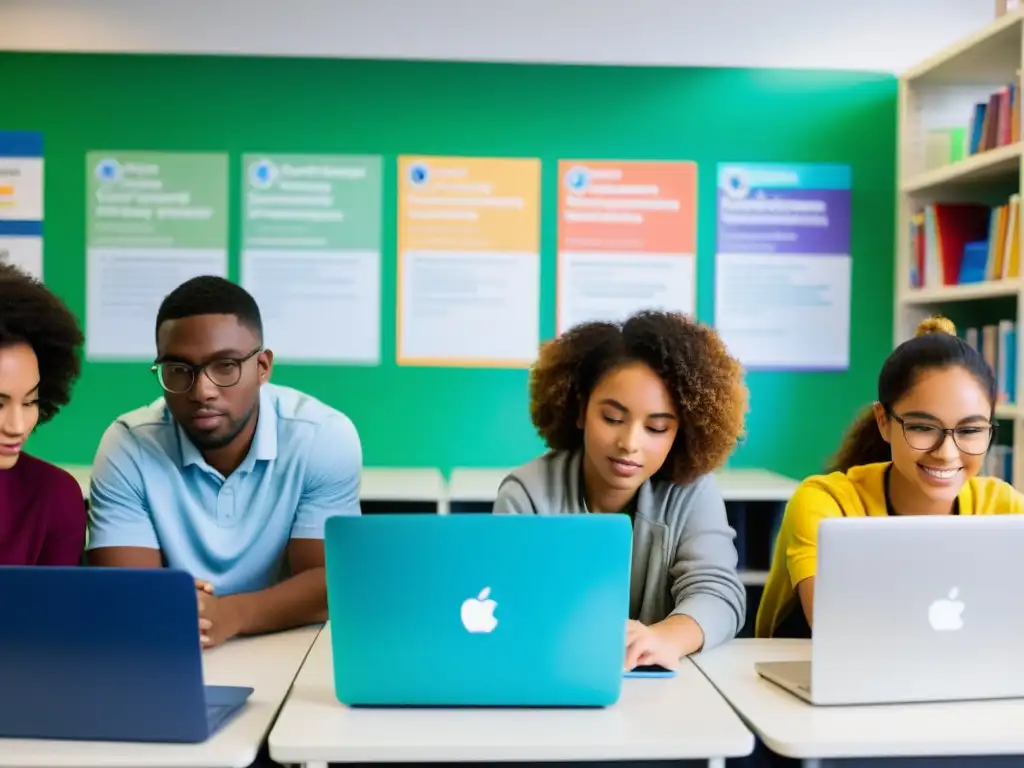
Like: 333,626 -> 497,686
360,466 -> 448,513
714,468 -> 799,503
268,623 -> 754,768
692,638 -> 1024,767
0,624 -> 322,768
446,467 -> 799,505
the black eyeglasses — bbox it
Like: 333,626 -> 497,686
150,347 -> 262,394
889,411 -> 996,456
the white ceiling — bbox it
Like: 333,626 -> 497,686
0,0 -> 997,73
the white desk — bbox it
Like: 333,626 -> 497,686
693,638 -> 1024,766
269,623 -> 754,767
0,624 -> 322,768
446,467 -> 510,503
361,467 -> 447,512
447,466 -> 799,505
715,468 -> 798,502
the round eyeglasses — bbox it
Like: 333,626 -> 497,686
150,347 -> 262,394
889,412 -> 995,456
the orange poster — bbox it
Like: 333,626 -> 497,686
555,160 -> 698,335
397,156 -> 541,367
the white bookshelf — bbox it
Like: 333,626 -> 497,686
897,9 -> 1024,487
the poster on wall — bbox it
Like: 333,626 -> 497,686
240,154 -> 382,365
0,131 -> 44,280
396,155 -> 541,367
555,160 -> 697,335
85,151 -> 229,360
714,162 -> 852,371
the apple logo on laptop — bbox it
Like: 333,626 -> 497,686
461,587 -> 498,633
928,587 -> 964,631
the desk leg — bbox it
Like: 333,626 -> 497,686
708,758 -> 725,768
301,763 -> 328,768
801,760 -> 822,768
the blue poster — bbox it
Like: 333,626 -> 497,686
0,131 -> 44,280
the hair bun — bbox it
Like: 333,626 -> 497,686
915,314 -> 957,338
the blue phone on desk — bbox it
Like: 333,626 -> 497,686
624,664 -> 676,678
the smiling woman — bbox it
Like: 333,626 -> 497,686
493,310 -> 749,667
755,315 -> 1024,640
0,263 -> 87,566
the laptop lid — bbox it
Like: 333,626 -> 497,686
811,514 -> 1024,705
324,513 -> 632,707
0,567 -> 212,742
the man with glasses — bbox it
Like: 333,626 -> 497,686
87,276 -> 361,648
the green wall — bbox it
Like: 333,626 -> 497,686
1,53 -> 896,479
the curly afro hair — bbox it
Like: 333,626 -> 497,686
0,263 -> 83,425
530,310 -> 748,486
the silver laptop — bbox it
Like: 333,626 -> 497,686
756,514 -> 1024,705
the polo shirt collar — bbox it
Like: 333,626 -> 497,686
177,387 -> 278,473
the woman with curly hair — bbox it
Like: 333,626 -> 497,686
0,263 -> 86,565
494,310 -> 749,667
756,315 -> 1024,639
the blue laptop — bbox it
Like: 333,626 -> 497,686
324,513 -> 632,707
0,567 -> 253,743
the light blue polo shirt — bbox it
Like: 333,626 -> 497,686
87,383 -> 362,595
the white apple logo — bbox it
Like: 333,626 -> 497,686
928,587 -> 965,631
460,587 -> 498,633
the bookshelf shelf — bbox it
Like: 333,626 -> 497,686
901,279 -> 1022,304
901,141 -> 1021,195
903,11 -> 1022,86
997,403 -> 1023,420
898,10 -> 1024,488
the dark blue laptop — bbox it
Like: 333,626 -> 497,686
0,566 -> 253,743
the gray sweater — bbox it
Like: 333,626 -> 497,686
492,449 -> 746,652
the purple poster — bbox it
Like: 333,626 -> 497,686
714,162 -> 852,371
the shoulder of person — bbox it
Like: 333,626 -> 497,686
498,450 -> 573,503
112,395 -> 174,434
793,462 -> 886,512
967,474 -> 1024,514
15,453 -> 85,508
267,384 -> 354,430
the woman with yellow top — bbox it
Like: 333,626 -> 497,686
756,315 -> 1024,639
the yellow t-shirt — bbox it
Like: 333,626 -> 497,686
754,462 -> 1024,639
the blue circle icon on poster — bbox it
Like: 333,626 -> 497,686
564,166 -> 590,192
95,158 -> 122,182
721,168 -> 750,199
409,163 -> 429,185
250,159 -> 278,189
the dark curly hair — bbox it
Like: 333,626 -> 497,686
0,263 -> 84,424
530,310 -> 748,486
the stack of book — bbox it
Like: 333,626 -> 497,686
908,195 -> 1020,289
963,321 -> 1018,407
923,77 -> 1021,170
967,79 -> 1020,155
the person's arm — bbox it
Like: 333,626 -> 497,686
217,414 -> 362,637
660,475 -> 746,656
492,476 -> 536,514
37,469 -> 88,566
782,484 -> 845,629
86,423 -> 163,569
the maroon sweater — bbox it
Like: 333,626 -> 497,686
0,453 -> 86,566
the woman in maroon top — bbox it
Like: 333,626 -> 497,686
0,263 -> 86,565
